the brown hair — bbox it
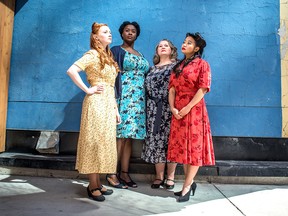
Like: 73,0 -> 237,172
153,39 -> 178,65
90,22 -> 119,71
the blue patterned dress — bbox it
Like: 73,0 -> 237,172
117,49 -> 149,139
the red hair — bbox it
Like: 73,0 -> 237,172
90,22 -> 119,72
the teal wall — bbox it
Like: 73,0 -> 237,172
8,0 -> 281,137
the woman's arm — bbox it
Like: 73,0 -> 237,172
67,64 -> 103,94
178,87 -> 208,117
115,104 -> 121,125
169,87 -> 182,120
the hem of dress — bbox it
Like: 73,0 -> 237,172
141,156 -> 175,164
168,162 -> 216,166
116,136 -> 145,140
76,169 -> 117,174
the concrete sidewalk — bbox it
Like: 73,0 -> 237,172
0,174 -> 288,216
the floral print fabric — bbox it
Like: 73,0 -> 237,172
167,58 -> 215,166
74,50 -> 118,174
141,63 -> 175,164
117,49 -> 149,139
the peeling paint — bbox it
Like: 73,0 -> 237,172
279,22 -> 288,59
8,0 -> 284,138
281,0 -> 288,137
283,120 -> 288,137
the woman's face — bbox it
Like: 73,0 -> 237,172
122,24 -> 137,42
96,26 -> 112,48
181,36 -> 199,57
157,40 -> 172,57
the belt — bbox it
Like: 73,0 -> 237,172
91,83 -> 114,88
148,95 -> 164,135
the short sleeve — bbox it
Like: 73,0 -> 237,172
198,60 -> 211,93
74,50 -> 98,71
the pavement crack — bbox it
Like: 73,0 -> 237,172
213,184 -> 246,216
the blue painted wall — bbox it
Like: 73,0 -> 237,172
8,0 -> 281,137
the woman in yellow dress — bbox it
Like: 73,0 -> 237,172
67,22 -> 121,202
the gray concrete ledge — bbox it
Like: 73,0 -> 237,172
1,166 -> 288,185
1,152 -> 288,185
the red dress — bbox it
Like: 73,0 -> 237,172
167,58 -> 215,166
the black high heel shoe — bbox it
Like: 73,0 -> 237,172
151,179 -> 165,189
87,186 -> 105,202
178,186 -> 192,202
119,171 -> 137,188
174,182 -> 197,196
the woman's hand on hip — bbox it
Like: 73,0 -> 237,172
86,85 -> 104,95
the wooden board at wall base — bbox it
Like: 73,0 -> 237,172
0,0 -> 15,152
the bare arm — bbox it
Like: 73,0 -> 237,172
169,87 -> 182,120
115,104 -> 121,125
66,64 -> 103,94
178,87 -> 208,117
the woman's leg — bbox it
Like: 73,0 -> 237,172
119,138 -> 137,187
106,138 -> 128,189
183,164 -> 188,175
88,173 -> 102,196
151,163 -> 165,188
154,162 -> 165,183
87,173 -> 106,201
117,138 -> 124,163
120,138 -> 132,175
166,162 -> 177,186
181,165 -> 199,196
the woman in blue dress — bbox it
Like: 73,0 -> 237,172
108,21 -> 149,188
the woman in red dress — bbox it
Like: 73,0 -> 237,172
167,32 -> 215,202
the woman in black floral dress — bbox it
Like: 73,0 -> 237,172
141,39 -> 178,189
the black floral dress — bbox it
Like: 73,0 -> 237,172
141,63 -> 176,164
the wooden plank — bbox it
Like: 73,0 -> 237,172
0,0 -> 15,152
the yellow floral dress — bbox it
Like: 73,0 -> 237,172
74,50 -> 117,174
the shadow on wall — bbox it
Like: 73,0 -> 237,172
5,92 -> 83,155
55,92 -> 85,155
55,91 -> 144,158
14,0 -> 28,14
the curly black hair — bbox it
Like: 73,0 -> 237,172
119,21 -> 140,39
